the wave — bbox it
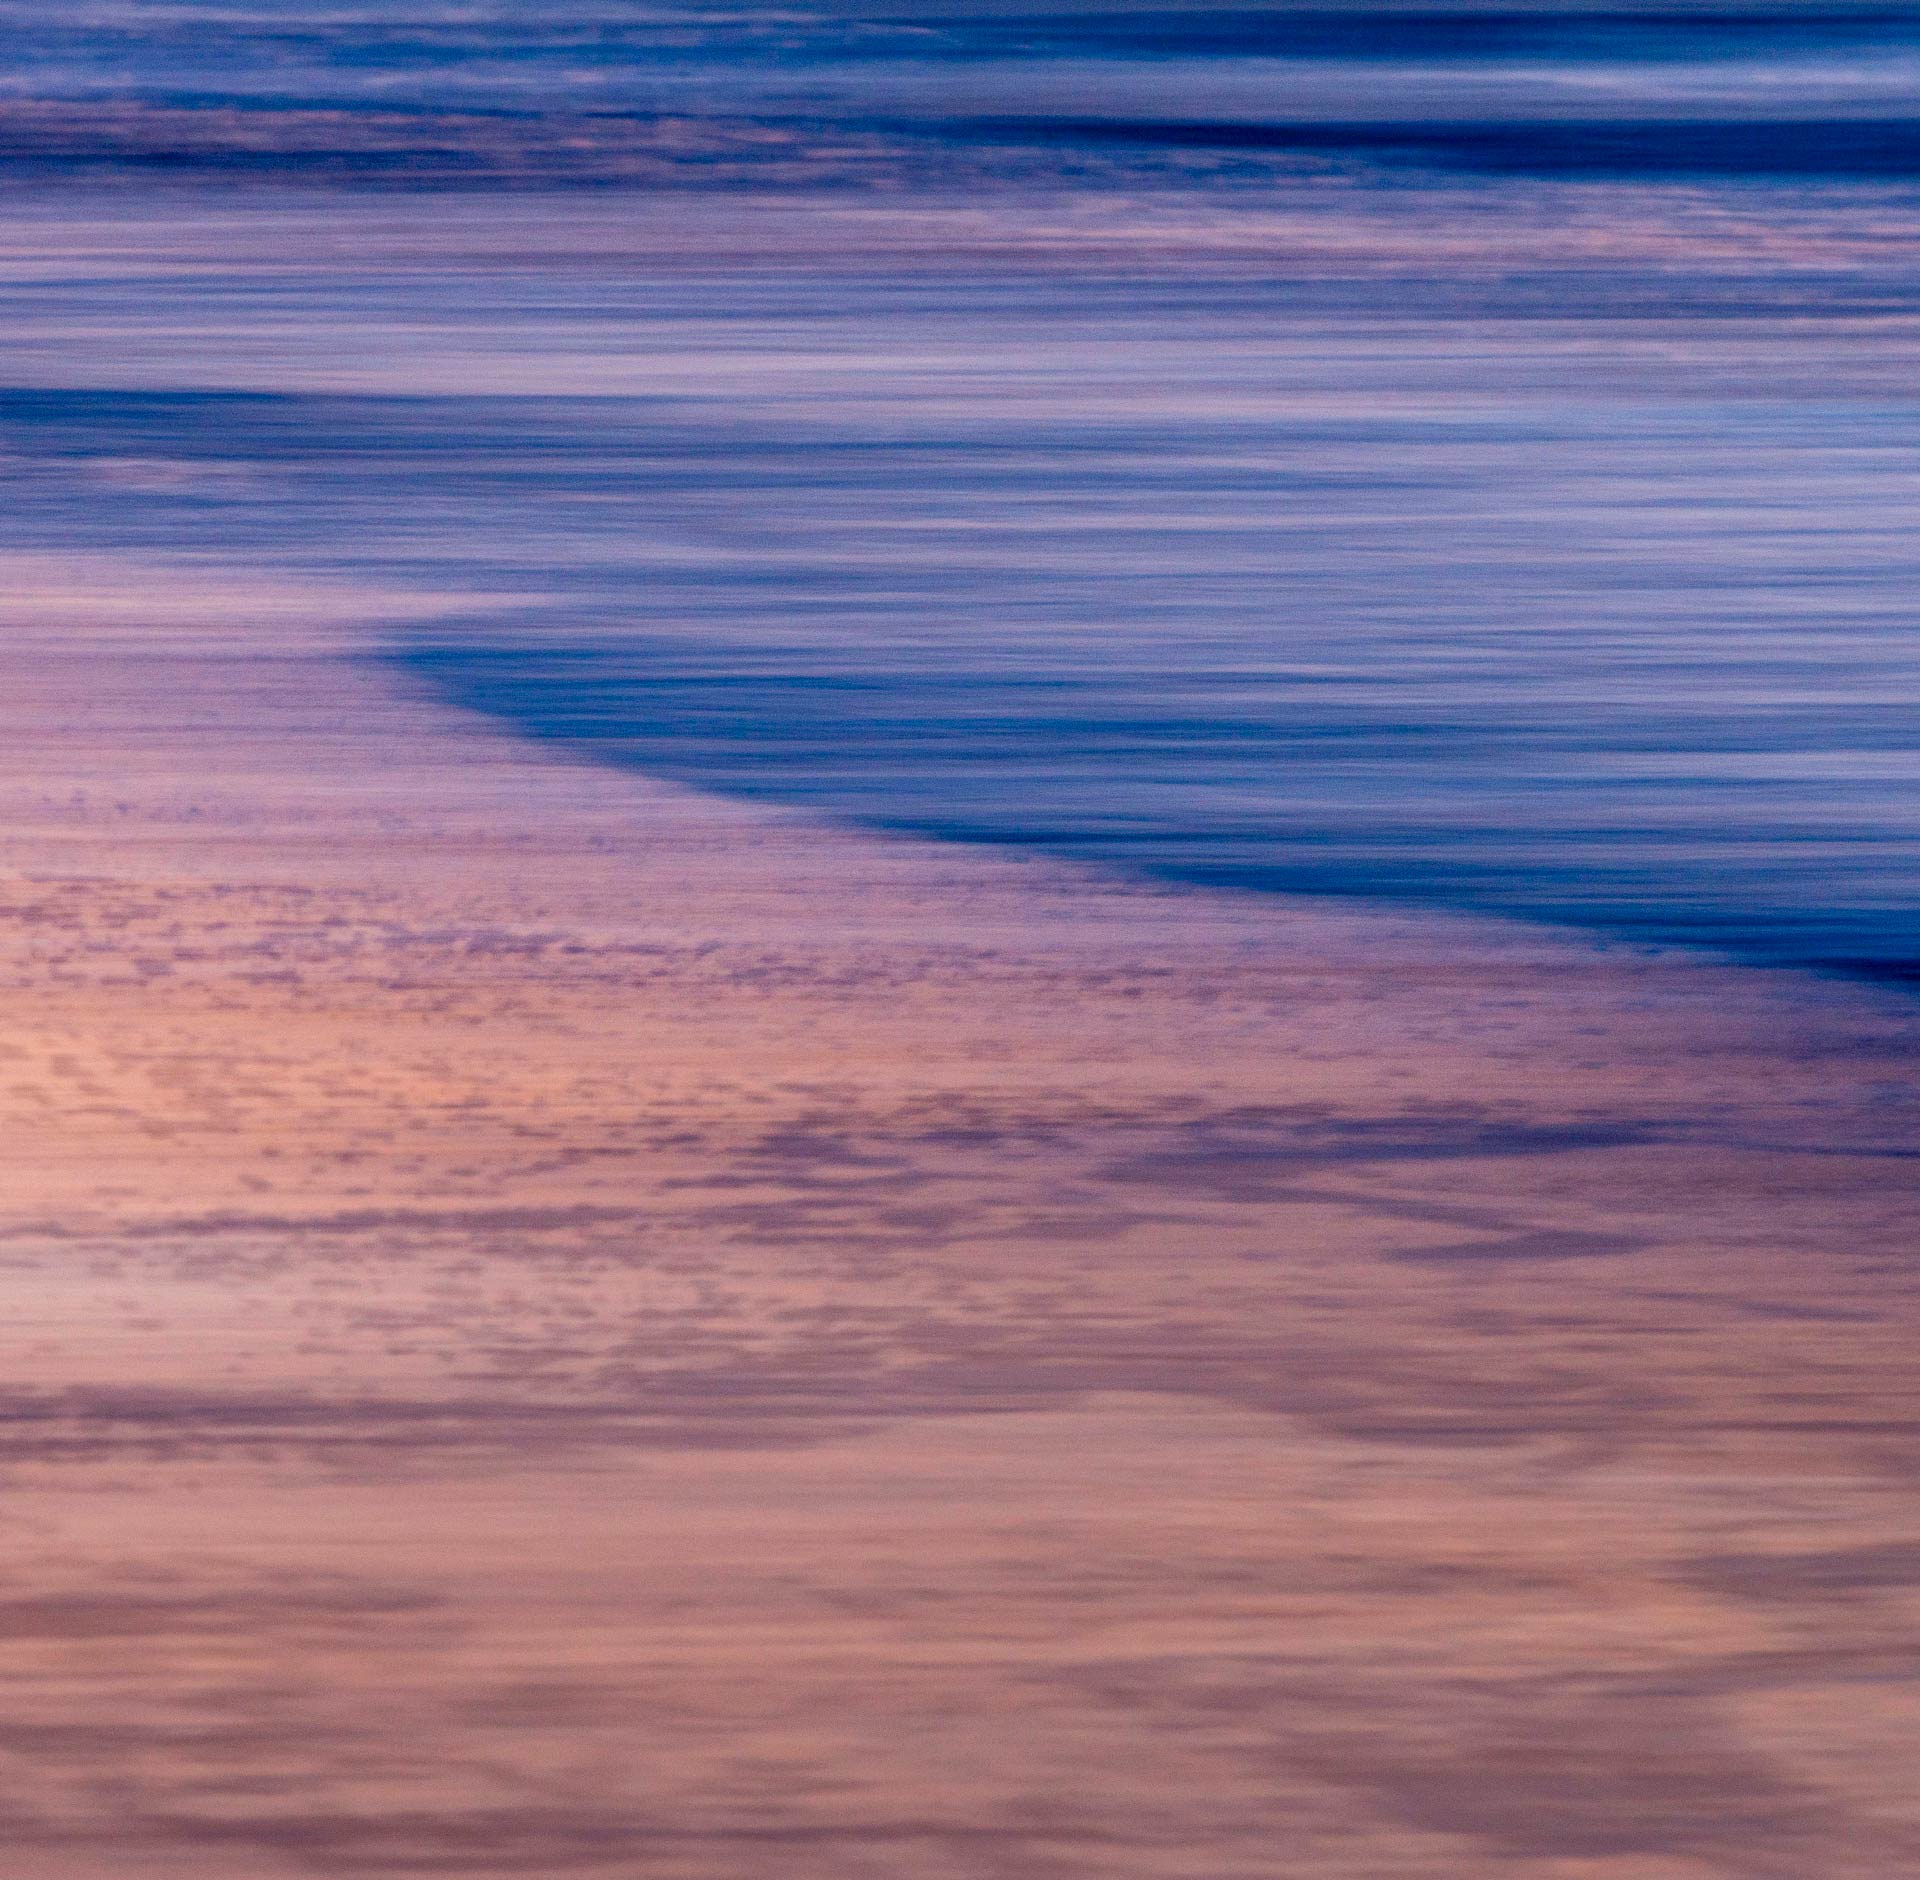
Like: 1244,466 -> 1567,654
974,113 -> 1920,175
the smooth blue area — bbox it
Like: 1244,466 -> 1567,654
6,4 -> 1920,180
5,5 -> 1920,977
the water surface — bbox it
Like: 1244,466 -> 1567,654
4,4 -> 1920,975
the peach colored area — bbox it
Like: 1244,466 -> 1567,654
3,556 -> 1919,1877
